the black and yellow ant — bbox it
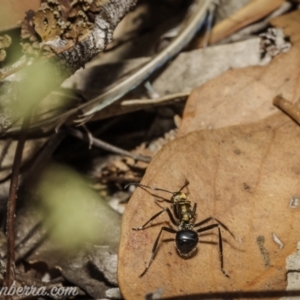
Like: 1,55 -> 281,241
127,181 -> 235,277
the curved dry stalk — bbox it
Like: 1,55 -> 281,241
5,115 -> 30,299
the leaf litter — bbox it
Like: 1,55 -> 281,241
0,2 -> 300,300
180,10 -> 300,135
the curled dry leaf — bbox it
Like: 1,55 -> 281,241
180,9 -> 300,136
118,113 -> 300,298
195,0 -> 286,47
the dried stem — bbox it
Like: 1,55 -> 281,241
65,127 -> 151,162
121,92 -> 189,107
22,131 -> 66,185
5,115 -> 30,298
273,94 -> 300,125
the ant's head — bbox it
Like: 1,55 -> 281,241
172,192 -> 187,203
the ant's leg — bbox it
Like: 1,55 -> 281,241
197,224 -> 230,278
194,216 -> 235,239
133,208 -> 177,230
154,198 -> 168,209
140,226 -> 176,277
214,217 -> 235,239
216,225 -> 230,277
191,203 -> 197,218
173,202 -> 180,219
165,207 -> 178,226
133,209 -> 165,230
194,216 -> 214,228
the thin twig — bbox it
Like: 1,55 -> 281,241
65,127 -> 151,162
82,124 -> 94,149
121,92 -> 189,107
273,94 -> 300,125
22,131 -> 66,185
0,56 -> 31,81
5,115 -> 31,299
0,132 -> 65,185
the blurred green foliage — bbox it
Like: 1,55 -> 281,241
36,164 -> 121,250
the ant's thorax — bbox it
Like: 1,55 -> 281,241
172,192 -> 196,227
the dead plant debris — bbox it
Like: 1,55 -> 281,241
1,1 -> 300,300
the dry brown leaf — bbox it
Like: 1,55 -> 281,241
118,9 -> 300,300
118,112 -> 300,299
180,9 -> 300,136
195,0 -> 285,47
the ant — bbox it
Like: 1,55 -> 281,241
127,180 -> 235,277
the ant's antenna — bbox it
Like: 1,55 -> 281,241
178,180 -> 189,192
125,183 -> 176,195
125,180 -> 189,195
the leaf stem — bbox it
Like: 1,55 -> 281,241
5,115 -> 30,299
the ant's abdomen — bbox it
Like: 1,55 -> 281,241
175,230 -> 198,257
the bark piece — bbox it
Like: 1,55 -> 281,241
0,0 -> 138,135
